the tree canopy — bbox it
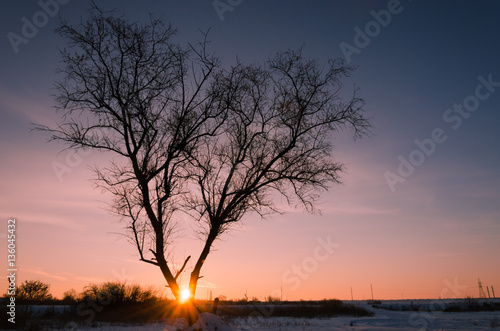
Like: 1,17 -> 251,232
36,4 -> 370,307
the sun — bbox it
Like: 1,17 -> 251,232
180,289 -> 191,303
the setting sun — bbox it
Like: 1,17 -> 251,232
180,289 -> 191,303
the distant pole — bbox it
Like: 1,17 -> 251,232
370,284 -> 374,301
487,286 -> 491,299
492,286 -> 496,298
351,287 -> 353,301
478,278 -> 486,298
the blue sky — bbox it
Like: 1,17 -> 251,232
1,0 -> 499,300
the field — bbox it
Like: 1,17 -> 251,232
3,298 -> 500,330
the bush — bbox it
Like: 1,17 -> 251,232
62,289 -> 78,303
17,280 -> 52,302
125,284 -> 157,303
266,295 -> 281,303
80,281 -> 158,306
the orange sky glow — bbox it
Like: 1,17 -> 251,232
1,125 -> 498,301
1,0 -> 500,303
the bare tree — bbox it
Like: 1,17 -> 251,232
36,4 -> 370,317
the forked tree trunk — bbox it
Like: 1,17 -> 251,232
158,255 -> 200,325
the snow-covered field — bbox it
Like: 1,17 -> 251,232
53,300 -> 500,331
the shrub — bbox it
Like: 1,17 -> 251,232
62,289 -> 78,303
17,280 -> 52,302
80,281 -> 159,306
267,295 -> 281,303
125,284 -> 157,303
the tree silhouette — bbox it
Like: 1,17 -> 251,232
17,280 -> 52,302
36,3 -> 370,317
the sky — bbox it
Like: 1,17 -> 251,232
1,0 -> 499,301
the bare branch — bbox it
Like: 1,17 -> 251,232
174,256 -> 191,281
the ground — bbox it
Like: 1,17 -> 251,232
46,302 -> 500,330
9,299 -> 500,330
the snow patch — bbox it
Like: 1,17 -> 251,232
187,313 -> 234,331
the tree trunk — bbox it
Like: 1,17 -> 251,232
189,227 -> 219,299
157,256 -> 200,325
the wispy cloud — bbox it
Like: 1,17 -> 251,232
0,85 -> 57,126
196,279 -> 217,289
21,266 -> 68,282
